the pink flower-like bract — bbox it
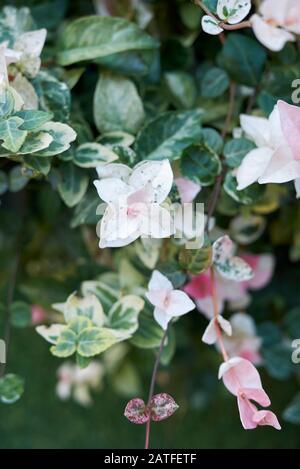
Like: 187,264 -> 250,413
219,357 -> 281,430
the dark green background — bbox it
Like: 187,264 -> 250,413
1,322 -> 299,449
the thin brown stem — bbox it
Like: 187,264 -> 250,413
205,82 -> 236,233
219,20 -> 251,30
210,268 -> 228,362
205,172 -> 223,233
222,81 -> 237,139
144,327 -> 168,449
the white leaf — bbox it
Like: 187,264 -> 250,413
201,15 -> 224,35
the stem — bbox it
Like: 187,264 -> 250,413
205,82 -> 236,234
144,327 -> 169,450
222,81 -> 237,139
205,172 -> 223,233
192,0 -> 251,30
210,268 -> 228,362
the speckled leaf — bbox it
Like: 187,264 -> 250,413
150,393 -> 179,422
124,398 -> 149,424
212,235 -> 253,281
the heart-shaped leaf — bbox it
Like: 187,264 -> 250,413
150,393 -> 179,422
212,235 -> 253,281
124,398 -> 149,424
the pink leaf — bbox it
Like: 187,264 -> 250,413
150,393 -> 179,422
124,398 -> 149,425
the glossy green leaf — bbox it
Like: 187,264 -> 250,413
56,162 -> 88,207
164,71 -> 197,109
57,16 -> 159,66
94,73 -> 145,134
224,138 -> 256,168
77,327 -> 117,357
15,110 -> 53,131
74,142 -> 119,168
218,34 -> 267,86
135,110 -> 202,161
0,116 -> 27,153
201,67 -> 229,98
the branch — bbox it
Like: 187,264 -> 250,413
205,82 -> 236,233
145,327 -> 169,449
210,268 -> 228,362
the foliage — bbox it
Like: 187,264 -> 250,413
1,0 -> 300,449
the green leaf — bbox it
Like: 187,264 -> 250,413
15,110 -> 54,131
218,34 -> 267,87
32,71 -> 71,122
108,295 -> 144,336
0,374 -> 24,404
74,142 -> 119,168
201,67 -> 229,98
81,279 -> 121,314
157,261 -> 187,288
24,155 -> 51,176
56,162 -> 88,207
76,353 -> 92,369
10,301 -> 31,328
283,392 -> 300,425
93,73 -> 145,134
135,238 -> 161,269
283,308 -> 300,339
164,71 -> 197,109
135,110 -> 202,161
34,122 -> 76,157
181,145 -> 221,186
179,243 -> 213,274
70,191 -> 100,228
77,327 -> 117,357
0,88 -> 15,118
224,138 -> 256,168
98,131 -> 135,148
51,328 -> 77,357
262,343 -> 293,380
201,128 -> 223,154
160,327 -> 176,366
130,304 -> 164,349
112,145 -> 137,165
54,294 -> 105,327
57,16 -> 159,66
223,172 -> 265,205
68,316 -> 93,334
18,131 -> 53,155
0,170 -> 8,195
229,214 -> 266,245
8,165 -> 30,192
0,116 -> 27,153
